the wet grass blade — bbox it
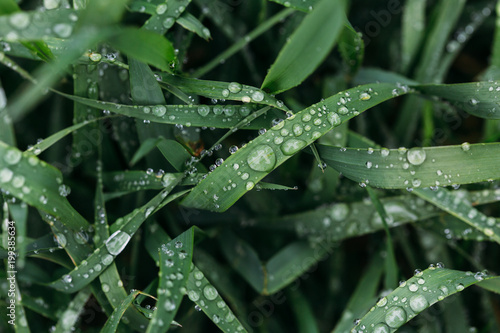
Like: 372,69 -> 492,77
413,187 -> 500,244
176,12 -> 211,40
157,73 -> 289,112
338,22 -> 364,78
146,228 -> 194,333
261,0 -> 345,94
332,254 -> 384,333
401,0 -> 426,73
351,267 -> 497,332
0,142 -> 89,230
288,288 -> 319,333
55,91 -> 277,130
108,28 -> 176,72
142,0 -> 191,34
317,143 -> 500,189
186,265 -> 249,332
54,288 -> 91,333
48,177 -> 182,293
100,290 -> 142,333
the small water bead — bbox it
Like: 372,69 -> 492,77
156,3 -> 168,14
221,89 -> 230,98
272,118 -> 284,129
251,91 -> 264,102
239,106 -> 251,116
39,195 -> 48,204
58,184 -> 71,197
376,297 -> 388,307
484,228 -> 494,237
327,112 -> 341,127
229,145 -> 238,154
44,0 -> 61,9
281,139 -> 306,156
380,148 -> 390,157
247,145 -> 276,172
302,114 -> 312,122
385,306 -> 407,328
105,230 -> 131,256
412,179 -> 422,187
409,295 -> 428,313
63,274 -> 72,283
456,283 -> 465,291
203,285 -> 218,300
373,323 -> 390,333
9,13 -> 30,29
407,148 -> 426,165
246,182 -> 255,190
461,142 -> 471,152
102,254 -> 113,266
366,161 -> 372,169
12,175 -> 25,188
164,299 -> 176,312
274,136 -> 284,145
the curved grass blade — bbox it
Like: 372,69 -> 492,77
55,91 -> 275,130
143,0 -> 191,34
186,265 -> 249,332
146,228 -> 194,333
288,288 -> 319,333
102,171 -> 201,193
181,82 -> 405,212
156,73 -> 289,112
332,254 -> 384,333
261,0 -> 345,94
54,288 -> 91,333
108,28 -> 176,72
401,0 -> 426,73
351,267 -> 497,332
338,22 -> 364,78
0,142 -> 89,230
129,137 -> 164,166
317,143 -> 500,189
413,187 -> 500,244
265,240 -> 333,295
177,12 -> 211,41
192,8 -> 295,78
220,230 -> 265,293
100,290 -> 142,333
414,81 -> 500,119
48,178 -> 183,293
0,9 -> 78,41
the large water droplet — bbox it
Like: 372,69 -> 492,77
373,323 -> 390,333
197,105 -> 210,117
188,290 -> 200,301
328,112 -> 341,126
203,285 -> 218,300
156,3 -> 168,14
228,82 -> 242,93
0,168 -> 13,183
293,124 -> 303,136
9,13 -> 30,29
281,139 -> 306,156
407,148 -> 426,165
251,91 -> 264,102
53,23 -> 73,38
153,105 -> 167,117
409,294 -> 428,312
105,230 -> 131,256
4,149 -> 22,165
385,306 -> 407,328
247,145 -> 276,172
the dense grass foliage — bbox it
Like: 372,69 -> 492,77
1,0 -> 500,332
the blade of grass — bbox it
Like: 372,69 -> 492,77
317,143 -> 500,189
351,267 -> 498,332
261,0 -> 346,94
54,288 -> 91,333
0,142 -> 89,230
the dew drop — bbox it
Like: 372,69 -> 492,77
327,112 -> 341,126
188,290 -> 200,301
105,230 -> 131,256
0,168 -> 13,183
373,323 -> 390,333
164,299 -> 176,312
156,3 -> 168,14
407,148 -> 426,165
9,13 -> 30,29
197,105 -> 210,117
359,92 -> 371,101
385,306 -> 407,328
53,23 -> 73,38
456,283 -> 465,291
409,295 -> 428,313
153,105 -> 167,117
203,285 -> 218,300
247,145 -> 276,172
102,254 -> 113,266
337,106 -> 349,115
461,142 -> 471,152
228,82 -> 242,93
4,149 -> 22,165
281,139 -> 306,156
251,91 -> 264,102
293,124 -> 303,136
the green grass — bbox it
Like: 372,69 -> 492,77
1,0 -> 500,332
